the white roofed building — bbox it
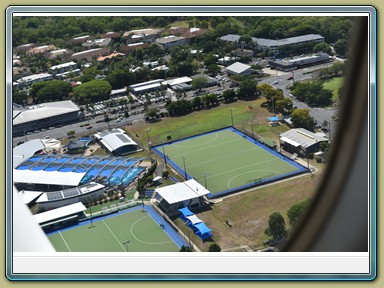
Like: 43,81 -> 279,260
15,73 -> 52,87
49,61 -> 78,76
94,128 -> 138,156
155,179 -> 210,215
226,62 -> 252,76
33,202 -> 88,228
129,79 -> 165,95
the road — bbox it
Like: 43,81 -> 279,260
259,64 -> 339,138
13,63 -> 340,146
12,112 -> 146,147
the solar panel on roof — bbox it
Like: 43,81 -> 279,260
47,191 -> 63,201
116,134 -> 130,143
62,189 -> 79,198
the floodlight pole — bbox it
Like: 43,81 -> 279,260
182,156 -> 188,180
250,117 -> 254,139
145,128 -> 151,154
227,108 -> 234,127
306,148 -> 310,170
161,142 -> 167,165
89,206 -> 94,228
202,172 -> 209,189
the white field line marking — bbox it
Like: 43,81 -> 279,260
130,215 -> 173,245
172,133 -> 219,148
207,158 -> 282,180
171,137 -> 243,158
188,146 -> 263,168
102,220 -> 126,251
58,230 -> 71,252
227,169 -> 283,189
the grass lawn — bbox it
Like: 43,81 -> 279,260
127,99 -> 289,149
153,128 -> 306,195
48,207 -> 181,252
323,77 -> 344,102
177,167 -> 324,251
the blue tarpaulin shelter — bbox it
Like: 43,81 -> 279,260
267,116 -> 280,122
193,222 -> 213,240
178,207 -> 194,222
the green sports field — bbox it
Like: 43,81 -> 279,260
155,128 -> 305,195
48,208 -> 181,252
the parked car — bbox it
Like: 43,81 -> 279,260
273,81 -> 279,85
287,76 -> 294,80
86,126 -> 93,130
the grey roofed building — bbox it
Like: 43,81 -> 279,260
219,33 -> 324,56
94,128 -> 138,156
280,128 -> 329,156
219,34 -> 241,42
13,100 -> 80,136
269,52 -> 331,71
155,36 -> 187,49
226,62 -> 252,75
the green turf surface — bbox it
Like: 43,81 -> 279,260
161,129 -> 300,194
48,209 -> 180,252
323,77 -> 344,102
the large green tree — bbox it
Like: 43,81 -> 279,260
291,108 -> 316,131
236,79 -> 259,99
29,80 -> 72,104
287,199 -> 311,228
291,81 -> 332,107
73,80 -> 112,105
313,42 -> 332,55
265,212 -> 288,240
191,77 -> 208,92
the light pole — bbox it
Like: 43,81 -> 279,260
185,221 -> 191,248
227,108 -> 234,127
89,206 -> 94,229
145,128 -> 151,154
202,172 -> 209,189
161,141 -> 167,165
122,239 -> 130,252
182,156 -> 188,180
250,117 -> 254,139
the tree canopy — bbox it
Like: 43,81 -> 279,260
236,79 -> 259,99
287,199 -> 311,228
191,77 -> 208,92
291,81 -> 333,107
265,212 -> 288,240
73,80 -> 112,105
208,243 -> 221,252
29,80 -> 72,104
290,108 -> 316,131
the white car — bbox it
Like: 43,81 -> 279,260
273,81 -> 279,85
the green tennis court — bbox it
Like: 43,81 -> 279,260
48,207 -> 182,252
153,128 -> 307,196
